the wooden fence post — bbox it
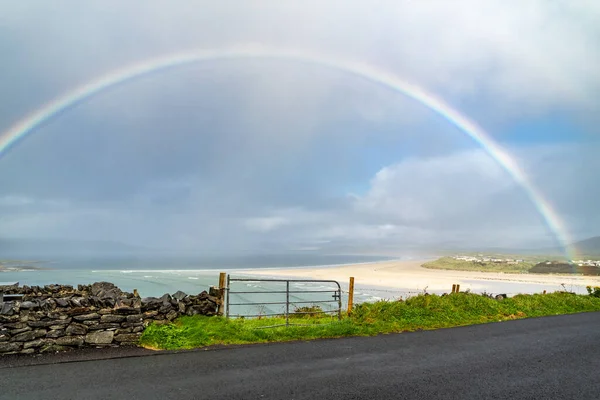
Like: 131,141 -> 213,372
456,284 -> 460,293
217,272 -> 227,316
452,284 -> 457,293
347,277 -> 355,315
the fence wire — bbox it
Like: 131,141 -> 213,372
224,275 -> 591,329
226,277 -> 342,328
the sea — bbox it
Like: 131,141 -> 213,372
0,254 -> 400,316
1,253 -> 590,317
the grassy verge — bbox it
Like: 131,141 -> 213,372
140,292 -> 600,350
422,257 -> 533,273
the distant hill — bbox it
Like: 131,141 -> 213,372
571,236 -> 600,257
500,236 -> 600,260
530,260 -> 600,276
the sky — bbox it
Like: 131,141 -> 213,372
0,0 -> 599,255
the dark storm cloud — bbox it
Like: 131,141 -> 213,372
1,0 -> 598,252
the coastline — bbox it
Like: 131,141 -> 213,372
4,258 -> 600,299
239,259 -> 600,294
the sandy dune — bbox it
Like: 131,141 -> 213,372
241,259 -> 600,294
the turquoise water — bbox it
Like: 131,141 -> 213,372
0,254 -> 399,316
3,254 -> 394,271
3,254 -> 587,317
0,269 -> 376,317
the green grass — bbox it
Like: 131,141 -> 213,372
139,292 -> 600,350
422,257 -> 533,273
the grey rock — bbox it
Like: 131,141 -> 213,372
121,322 -> 143,328
83,320 -> 99,326
160,293 -> 172,304
100,314 -> 126,323
143,310 -> 159,318
19,301 -> 37,310
33,329 -> 47,338
55,298 -> 70,307
208,287 -> 223,298
85,330 -> 114,345
115,328 -> 132,334
87,323 -> 121,330
206,295 -> 219,304
172,290 -> 187,301
73,313 -> 100,321
114,306 -> 139,315
166,310 -> 179,321
1,302 -> 15,315
49,323 -> 70,330
20,348 -> 36,354
91,282 -> 123,299
126,314 -> 143,323
113,333 -> 141,343
0,332 -> 10,342
69,297 -> 82,307
132,326 -> 144,333
28,319 -> 69,328
67,307 -> 91,316
10,330 -> 37,342
159,304 -> 173,314
43,284 -> 60,293
141,297 -> 161,310
88,297 -> 104,308
65,323 -> 88,336
3,322 -> 27,329
39,344 -> 68,353
103,298 -> 116,308
46,329 -> 65,338
38,299 -> 49,310
117,298 -> 133,307
131,297 -> 142,308
11,327 -> 32,335
0,342 -> 22,352
23,338 -> 48,349
55,336 -> 84,346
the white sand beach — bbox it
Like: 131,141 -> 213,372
241,259 -> 600,296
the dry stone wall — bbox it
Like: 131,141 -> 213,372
0,282 -> 221,355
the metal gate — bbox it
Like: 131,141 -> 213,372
226,277 -> 342,327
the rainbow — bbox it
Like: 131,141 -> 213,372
0,44 -> 574,259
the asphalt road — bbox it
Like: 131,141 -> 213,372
2,312 -> 599,400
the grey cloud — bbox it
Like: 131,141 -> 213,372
1,1 -> 598,254
1,0 -> 599,132
1,144 -> 598,252
222,144 -> 600,251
